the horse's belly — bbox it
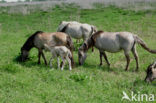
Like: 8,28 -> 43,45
96,46 -> 121,53
95,40 -> 121,53
66,27 -> 83,39
70,33 -> 82,39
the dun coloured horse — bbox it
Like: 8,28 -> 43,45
20,31 -> 75,67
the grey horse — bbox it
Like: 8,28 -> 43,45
57,21 -> 97,42
78,31 -> 156,71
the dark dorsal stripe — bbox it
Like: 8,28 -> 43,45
21,31 -> 43,51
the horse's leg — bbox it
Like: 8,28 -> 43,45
49,57 -> 53,68
61,57 -> 65,71
103,51 -> 110,66
57,57 -> 60,69
41,51 -> 47,65
69,49 -> 74,68
131,45 -> 139,71
124,51 -> 130,71
38,49 -> 42,64
66,56 -> 72,70
99,51 -> 103,66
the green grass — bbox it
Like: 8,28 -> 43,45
0,5 -> 156,103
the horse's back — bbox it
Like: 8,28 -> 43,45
94,32 -> 134,52
66,23 -> 83,39
95,32 -> 120,52
117,32 -> 135,51
34,32 -> 68,49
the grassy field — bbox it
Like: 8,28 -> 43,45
0,4 -> 156,103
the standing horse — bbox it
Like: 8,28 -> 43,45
57,21 -> 97,42
57,21 -> 97,51
20,31 -> 75,67
78,31 -> 156,71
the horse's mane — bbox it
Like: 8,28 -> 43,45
90,30 -> 104,45
21,31 -> 43,51
92,30 -> 104,37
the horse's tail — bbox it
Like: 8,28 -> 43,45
66,35 -> 74,51
134,35 -> 156,54
66,35 -> 75,67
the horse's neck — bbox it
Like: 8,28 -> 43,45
23,40 -> 34,51
87,39 -> 94,51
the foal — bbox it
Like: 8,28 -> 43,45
44,44 -> 72,70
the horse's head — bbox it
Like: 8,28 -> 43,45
145,62 -> 156,83
20,47 -> 29,62
78,36 -> 95,65
78,42 -> 88,65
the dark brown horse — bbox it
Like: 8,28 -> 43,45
20,31 -> 75,67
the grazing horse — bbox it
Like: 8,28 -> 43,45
20,31 -> 75,67
78,31 -> 156,71
145,61 -> 156,83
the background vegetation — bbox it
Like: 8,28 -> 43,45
0,2 -> 156,103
